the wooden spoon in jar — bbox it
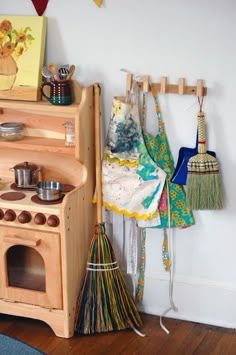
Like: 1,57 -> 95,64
66,65 -> 75,80
48,63 -> 60,81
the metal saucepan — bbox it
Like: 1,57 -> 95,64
10,161 -> 40,188
37,181 -> 63,201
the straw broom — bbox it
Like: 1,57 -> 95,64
74,83 -> 142,334
186,108 -> 223,210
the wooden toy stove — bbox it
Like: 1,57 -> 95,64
0,83 -> 96,338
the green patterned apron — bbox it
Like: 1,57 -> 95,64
140,85 -> 194,229
136,85 -> 194,301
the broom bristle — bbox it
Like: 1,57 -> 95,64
75,223 -> 142,335
187,153 -> 223,210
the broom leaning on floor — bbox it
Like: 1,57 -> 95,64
186,100 -> 223,210
74,83 -> 142,335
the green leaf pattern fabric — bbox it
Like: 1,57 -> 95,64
141,86 -> 195,229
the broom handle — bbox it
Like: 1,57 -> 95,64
197,112 -> 207,154
94,83 -> 103,224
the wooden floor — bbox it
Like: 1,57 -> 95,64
0,313 -> 236,354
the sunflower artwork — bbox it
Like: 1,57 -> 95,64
0,16 -> 47,101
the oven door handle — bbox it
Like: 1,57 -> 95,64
3,235 -> 41,247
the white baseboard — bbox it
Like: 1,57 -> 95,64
135,272 -> 236,329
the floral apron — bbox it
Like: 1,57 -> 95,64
136,85 -> 194,302
102,96 -> 166,222
141,85 -> 195,229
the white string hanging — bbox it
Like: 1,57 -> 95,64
160,182 -> 178,334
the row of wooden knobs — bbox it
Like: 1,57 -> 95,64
0,209 -> 60,227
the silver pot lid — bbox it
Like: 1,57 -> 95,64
12,161 -> 38,170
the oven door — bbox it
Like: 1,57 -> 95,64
0,226 -> 62,309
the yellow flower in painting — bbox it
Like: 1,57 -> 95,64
0,32 -> 7,45
0,19 -> 34,60
14,45 -> 24,58
16,29 -> 27,43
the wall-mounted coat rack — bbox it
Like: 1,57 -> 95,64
126,74 -> 207,96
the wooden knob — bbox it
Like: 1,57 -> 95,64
0,209 -> 4,220
34,213 -> 46,225
4,209 -> 16,222
47,215 -> 60,227
18,211 -> 32,224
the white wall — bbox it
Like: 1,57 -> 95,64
1,0 -> 236,329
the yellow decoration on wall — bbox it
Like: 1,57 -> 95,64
0,15 -> 46,92
93,0 -> 102,7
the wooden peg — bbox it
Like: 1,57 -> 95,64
196,79 -> 204,96
160,76 -> 167,94
143,75 -> 149,93
178,78 -> 185,95
126,73 -> 133,93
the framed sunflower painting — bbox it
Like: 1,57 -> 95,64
0,16 -> 47,101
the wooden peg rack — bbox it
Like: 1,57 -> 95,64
126,74 -> 207,96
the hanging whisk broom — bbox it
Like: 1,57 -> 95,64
186,98 -> 223,210
74,83 -> 142,334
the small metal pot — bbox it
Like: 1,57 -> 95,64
10,161 -> 39,188
37,181 -> 63,201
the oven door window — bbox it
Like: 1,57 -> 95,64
0,227 -> 62,309
7,245 -> 46,292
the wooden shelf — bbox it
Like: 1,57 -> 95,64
0,136 -> 75,154
0,100 -> 80,118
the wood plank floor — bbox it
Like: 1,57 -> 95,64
0,313 -> 236,354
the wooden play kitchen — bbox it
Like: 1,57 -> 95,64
0,81 -> 96,338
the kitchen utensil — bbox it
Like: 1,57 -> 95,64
58,66 -> 69,80
186,100 -> 223,210
66,65 -> 75,80
41,65 -> 52,81
75,83 -> 142,335
10,161 -> 39,188
40,80 -> 73,105
37,181 -> 63,201
47,63 -> 60,81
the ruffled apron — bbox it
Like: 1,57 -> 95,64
102,96 -> 166,222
